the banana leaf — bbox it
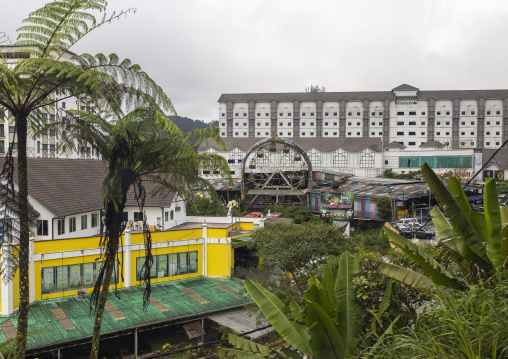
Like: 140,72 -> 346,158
362,316 -> 400,359
378,261 -> 435,292
244,279 -> 311,355
421,163 -> 491,271
217,347 -> 265,358
227,333 -> 270,355
430,206 -> 454,241
323,265 -> 338,310
304,300 -> 345,359
484,178 -> 506,268
383,228 -> 465,290
335,251 -> 360,355
370,279 -> 393,332
304,281 -> 336,320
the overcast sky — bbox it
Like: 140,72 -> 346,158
3,0 -> 508,122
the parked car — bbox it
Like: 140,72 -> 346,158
395,218 -> 421,230
399,223 -> 435,239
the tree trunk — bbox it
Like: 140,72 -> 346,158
14,114 -> 30,359
89,200 -> 124,359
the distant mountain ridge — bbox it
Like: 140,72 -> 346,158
168,115 -> 218,133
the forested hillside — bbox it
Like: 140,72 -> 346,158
169,115 -> 218,133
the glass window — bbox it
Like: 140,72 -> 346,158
42,267 -> 55,293
69,264 -> 82,288
169,253 -> 178,276
81,215 -> 87,230
134,212 -> 143,222
165,211 -> 168,221
69,217 -> 76,232
158,254 -> 168,278
91,213 -> 99,228
56,266 -> 69,291
57,219 -> 65,235
83,263 -> 94,287
178,252 -> 188,274
37,220 -> 48,236
189,251 -> 198,273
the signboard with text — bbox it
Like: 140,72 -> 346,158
320,192 -> 354,220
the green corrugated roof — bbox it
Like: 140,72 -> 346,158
0,277 -> 251,351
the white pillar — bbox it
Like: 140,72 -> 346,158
202,220 -> 208,277
1,238 -> 14,315
29,236 -> 35,303
259,216 -> 266,228
124,229 -> 131,288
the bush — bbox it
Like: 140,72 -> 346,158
377,196 -> 392,220
186,196 -> 226,216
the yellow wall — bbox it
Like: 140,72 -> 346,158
4,223 -> 245,310
207,243 -> 232,277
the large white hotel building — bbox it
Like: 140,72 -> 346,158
203,84 -> 508,179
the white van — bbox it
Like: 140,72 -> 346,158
395,218 -> 420,230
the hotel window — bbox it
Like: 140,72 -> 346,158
279,113 -> 283,116
288,132 -> 292,136
409,122 -> 416,125
334,122 -> 337,126
348,122 -> 351,126
234,123 -> 238,126
497,111 -> 501,115
471,111 -> 475,115
279,122 -> 283,126
371,132 -> 375,135
437,111 -> 441,115
257,132 -> 260,136
302,132 -> 306,136
243,123 -> 246,126
333,132 -> 337,136
265,132 -> 269,135
471,131 -> 475,135
379,112 -> 383,116
265,113 -> 269,116
279,132 -> 283,136
446,132 -> 450,135
397,122 -> 404,125
302,122 -> 306,126
234,113 -> 238,117
409,112 -> 416,115
348,112 -> 352,116
371,112 -> 375,116
325,122 -> 329,126
356,132 -> 360,135
69,217 -> 76,233
37,220 -> 48,236
471,121 -> 475,125
221,123 -> 225,127
311,112 -> 315,116
325,112 -> 329,116
348,132 -> 351,136
81,215 -> 87,230
408,142 -> 416,146
421,121 -> 426,125
91,213 -> 99,227
421,132 -> 426,135
496,131 -> 500,135
487,111 -> 491,115
9,126 -> 15,133
357,112 -> 360,116
461,121 -> 465,125
486,142 -> 491,145
243,132 -> 247,136
310,122 -> 314,126
446,111 -> 450,115
371,122 -> 375,125
334,112 -> 337,116
437,121 -> 441,125
397,132 -> 404,135
265,122 -> 269,126
243,113 -> 246,117
379,132 -> 382,135
257,113 -> 260,116
437,132 -> 441,135
379,122 -> 382,125
302,112 -> 306,116
310,132 -> 314,136
496,121 -> 500,125
461,132 -> 465,135
397,112 -> 404,115
234,132 -> 238,136
446,122 -> 450,125
462,111 -> 465,115
222,113 -> 225,117
325,132 -> 329,136
288,122 -> 292,126
496,142 -> 500,145
356,122 -> 360,126
487,121 -> 491,125
409,132 -> 416,135
422,111 -> 426,115
288,112 -> 292,116
487,131 -> 491,135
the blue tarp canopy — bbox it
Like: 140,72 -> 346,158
467,195 -> 483,201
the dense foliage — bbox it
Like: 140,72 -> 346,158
262,204 -> 319,223
169,115 -> 217,133
377,197 -> 393,220
382,168 -> 422,180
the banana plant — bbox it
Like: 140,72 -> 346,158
219,251 -> 396,359
380,163 -> 508,292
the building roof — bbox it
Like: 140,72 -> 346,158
218,88 -> 508,102
482,148 -> 508,169
384,141 -> 406,149
392,84 -> 419,92
200,137 -> 382,153
0,277 -> 252,351
10,158 -> 175,217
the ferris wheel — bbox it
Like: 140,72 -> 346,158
242,136 -> 312,206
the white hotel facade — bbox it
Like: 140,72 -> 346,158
209,84 -> 508,179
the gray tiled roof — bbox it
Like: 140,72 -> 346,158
10,158 -> 175,217
218,88 -> 508,102
392,84 -> 419,91
482,148 -> 508,169
199,137 -> 382,153
384,141 -> 406,149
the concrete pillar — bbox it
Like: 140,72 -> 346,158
123,229 -> 131,288
202,221 -> 208,276
1,237 -> 14,315
259,216 -> 266,228
29,236 -> 35,303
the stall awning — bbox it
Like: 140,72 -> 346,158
467,195 -> 484,201
207,309 -> 272,339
